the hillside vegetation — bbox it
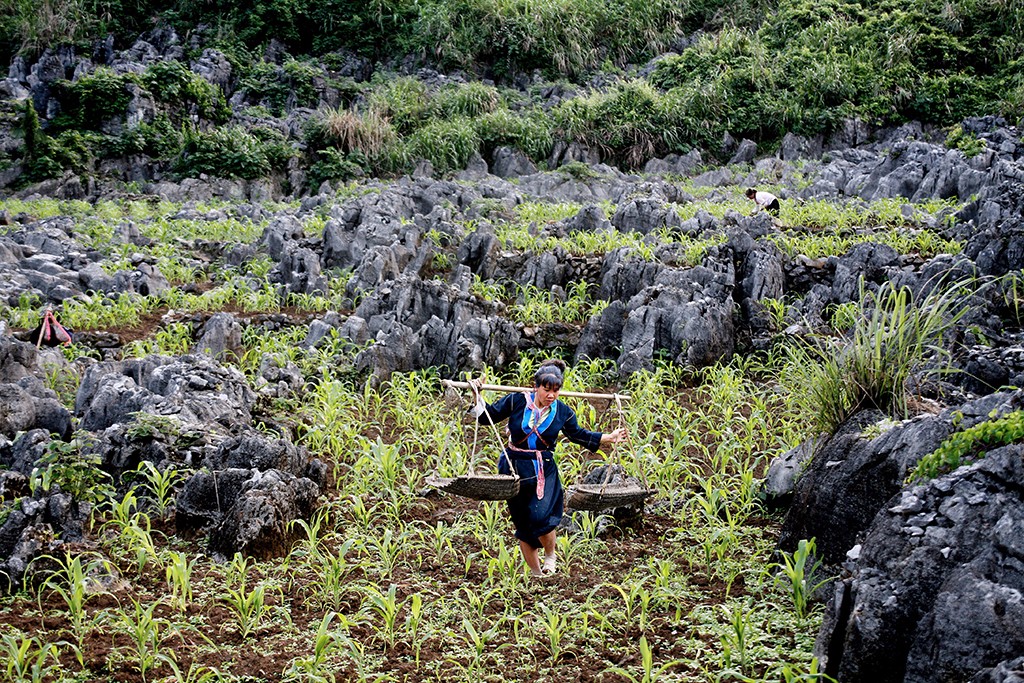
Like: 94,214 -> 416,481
2,0 -> 1021,189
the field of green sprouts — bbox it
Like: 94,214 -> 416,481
2,351 -> 828,683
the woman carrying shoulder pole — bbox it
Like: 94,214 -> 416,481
468,359 -> 628,578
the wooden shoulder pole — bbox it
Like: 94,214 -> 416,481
442,379 -> 631,401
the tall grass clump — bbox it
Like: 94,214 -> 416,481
409,0 -> 685,77
555,80 -> 677,169
366,77 -> 431,135
650,0 -> 1022,142
783,280 -> 968,435
401,118 -> 481,175
1,0 -> 96,55
306,107 -> 396,159
430,82 -> 500,119
474,108 -> 554,161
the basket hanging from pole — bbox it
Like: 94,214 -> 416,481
565,394 -> 656,511
425,471 -> 520,501
565,465 -> 656,511
425,378 -> 520,501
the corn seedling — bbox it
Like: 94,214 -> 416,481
534,602 -> 569,663
484,543 -> 528,590
223,553 -> 277,639
165,551 -> 194,612
603,635 -> 683,683
719,601 -> 755,675
455,616 -> 504,676
282,612 -> 345,683
360,583 -> 403,648
133,460 -> 188,518
405,593 -> 426,665
118,598 -> 176,683
0,634 -> 62,683
363,527 -> 412,579
35,551 -> 109,664
774,538 -> 830,622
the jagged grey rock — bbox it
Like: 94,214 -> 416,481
611,198 -> 683,235
76,355 -> 256,433
208,433 -> 325,486
270,246 -> 327,296
762,437 -> 824,505
196,313 -> 241,361
207,469 -> 320,559
779,389 -> 1024,565
972,658 -> 1024,683
492,147 -> 537,178
0,490 -> 89,592
816,444 -> 1024,683
728,139 -> 757,164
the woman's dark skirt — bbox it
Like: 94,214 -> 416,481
498,449 -> 563,548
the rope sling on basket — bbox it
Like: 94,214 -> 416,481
565,393 -> 657,511
424,379 -> 520,501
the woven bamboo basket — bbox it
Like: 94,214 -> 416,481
425,472 -> 521,501
565,483 -> 657,511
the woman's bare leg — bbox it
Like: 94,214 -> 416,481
520,540 -> 542,573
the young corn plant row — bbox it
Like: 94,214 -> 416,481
4,349 -> 836,681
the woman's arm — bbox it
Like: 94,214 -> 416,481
472,391 -> 516,426
599,428 -> 629,448
561,407 -> 629,452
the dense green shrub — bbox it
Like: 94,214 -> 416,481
783,282 -> 967,435
174,126 -> 274,179
308,148 -> 366,188
19,100 -> 97,181
408,0 -> 684,77
367,77 -> 431,135
142,60 -> 230,123
646,0 -> 1020,147
0,0 -> 97,55
109,115 -> 183,158
429,82 -> 500,119
52,68 -> 137,130
944,124 -> 987,158
555,80 -> 677,168
239,58 -> 321,116
474,108 -> 554,161
249,125 -> 296,169
402,117 -> 480,175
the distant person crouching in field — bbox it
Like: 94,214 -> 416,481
746,188 -> 780,218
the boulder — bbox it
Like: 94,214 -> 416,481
780,133 -> 824,161
491,147 -> 537,178
762,437 -> 824,506
728,139 -> 757,165
207,469 -> 320,559
779,389 -> 1024,565
611,198 -> 682,235
816,444 -> 1024,683
209,433 -> 325,486
0,490 -> 89,592
972,658 -> 1024,683
270,246 -> 327,296
195,313 -> 241,361
0,381 -> 71,439
76,355 -> 255,433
